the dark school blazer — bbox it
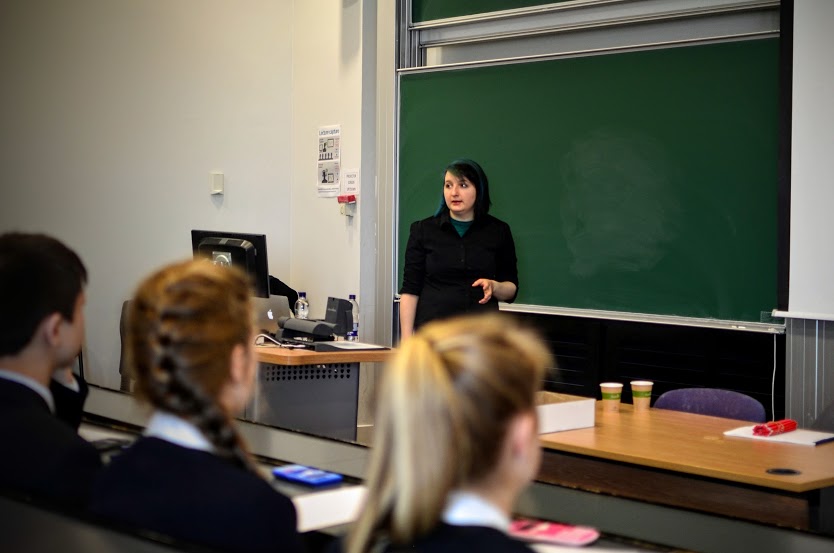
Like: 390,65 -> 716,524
90,437 -> 304,553
0,377 -> 102,507
329,522 -> 535,553
50,375 -> 88,431
400,211 -> 519,329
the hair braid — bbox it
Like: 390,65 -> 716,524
129,259 -> 259,474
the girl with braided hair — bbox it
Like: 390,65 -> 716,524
338,313 -> 550,553
91,259 -> 303,553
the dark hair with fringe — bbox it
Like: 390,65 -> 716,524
435,159 -> 492,219
0,233 -> 87,356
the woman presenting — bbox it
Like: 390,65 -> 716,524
399,159 -> 519,339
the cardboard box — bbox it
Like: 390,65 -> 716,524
536,391 -> 595,434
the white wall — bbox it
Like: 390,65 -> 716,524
289,0 -> 367,320
0,0 -> 295,388
788,0 -> 834,319
0,0 -> 378,388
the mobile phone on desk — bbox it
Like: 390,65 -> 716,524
272,464 -> 344,487
509,518 -> 600,547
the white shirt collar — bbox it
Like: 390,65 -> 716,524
144,411 -> 215,453
442,490 -> 511,533
0,369 -> 55,413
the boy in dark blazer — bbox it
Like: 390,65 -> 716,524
0,233 -> 101,508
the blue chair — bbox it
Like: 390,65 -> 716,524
653,388 -> 766,423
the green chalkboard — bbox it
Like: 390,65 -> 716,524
413,1 -> 570,23
398,39 -> 779,323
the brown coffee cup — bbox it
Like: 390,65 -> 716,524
600,382 -> 623,412
631,380 -> 654,410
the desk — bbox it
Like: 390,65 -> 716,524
248,346 -> 392,442
255,347 -> 391,366
81,386 -> 834,553
64,419 -> 685,553
538,402 -> 834,532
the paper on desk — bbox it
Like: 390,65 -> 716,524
321,341 -> 387,350
724,425 -> 834,446
78,426 -> 131,443
292,485 -> 366,532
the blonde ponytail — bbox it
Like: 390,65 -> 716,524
346,313 -> 551,553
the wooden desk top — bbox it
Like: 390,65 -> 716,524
255,345 -> 392,366
539,402 -> 834,493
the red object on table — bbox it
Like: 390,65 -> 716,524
753,419 -> 798,436
509,519 -> 600,546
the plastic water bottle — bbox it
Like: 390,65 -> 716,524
348,294 -> 359,341
294,292 -> 309,320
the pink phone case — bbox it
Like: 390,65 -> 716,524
509,518 -> 600,547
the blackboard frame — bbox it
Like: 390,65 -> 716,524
397,38 -> 783,331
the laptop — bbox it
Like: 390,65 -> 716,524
253,295 -> 293,335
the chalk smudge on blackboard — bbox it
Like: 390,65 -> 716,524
559,129 -> 681,278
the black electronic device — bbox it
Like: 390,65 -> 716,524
190,230 -> 270,298
325,297 -> 353,337
277,317 -> 335,342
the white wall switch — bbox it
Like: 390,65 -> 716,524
210,172 -> 224,195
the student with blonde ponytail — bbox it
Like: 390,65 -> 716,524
90,259 -> 302,553
341,313 -> 550,553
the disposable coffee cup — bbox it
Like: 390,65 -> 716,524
631,380 -> 653,410
600,382 -> 623,412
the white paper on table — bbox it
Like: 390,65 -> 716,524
78,426 -> 131,442
291,485 -> 367,532
723,425 -> 834,446
321,341 -> 388,350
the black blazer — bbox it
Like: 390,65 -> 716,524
400,212 -> 519,329
0,378 -> 102,507
50,376 -> 88,431
90,437 -> 304,553
330,523 -> 534,553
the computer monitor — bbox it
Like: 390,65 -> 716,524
190,230 -> 270,298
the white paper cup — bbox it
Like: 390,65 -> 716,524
631,380 -> 654,410
600,382 -> 623,412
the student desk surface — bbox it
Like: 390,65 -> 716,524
537,402 -> 834,532
255,346 -> 392,365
